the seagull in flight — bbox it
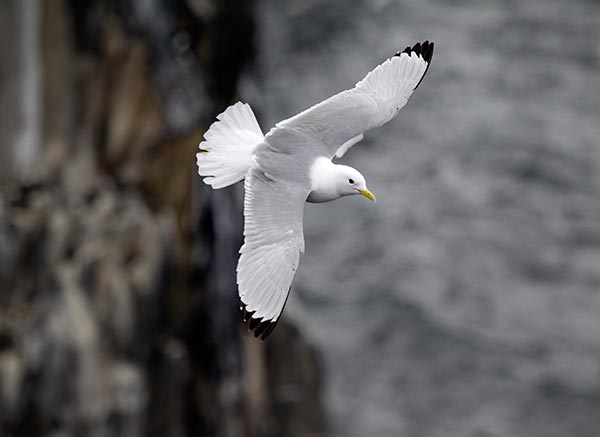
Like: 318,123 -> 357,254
197,41 -> 434,339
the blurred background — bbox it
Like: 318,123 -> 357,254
1,0 -> 599,436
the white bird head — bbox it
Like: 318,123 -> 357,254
333,165 -> 376,201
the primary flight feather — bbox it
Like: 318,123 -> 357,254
196,41 -> 434,339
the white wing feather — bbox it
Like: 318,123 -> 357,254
335,134 -> 364,158
237,169 -> 309,336
271,41 -> 434,159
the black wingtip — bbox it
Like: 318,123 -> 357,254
395,40 -> 434,63
240,301 -> 279,341
395,40 -> 434,90
239,287 -> 292,341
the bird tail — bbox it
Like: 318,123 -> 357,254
196,102 -> 264,189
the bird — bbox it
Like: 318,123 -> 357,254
196,41 -> 434,340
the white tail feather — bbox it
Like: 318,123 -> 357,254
196,102 -> 264,189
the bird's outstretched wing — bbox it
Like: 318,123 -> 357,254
237,168 -> 310,339
267,41 -> 434,159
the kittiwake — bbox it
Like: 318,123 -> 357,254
196,41 -> 434,339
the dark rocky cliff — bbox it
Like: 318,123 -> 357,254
0,1 -> 325,436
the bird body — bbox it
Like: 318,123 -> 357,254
197,41 -> 434,339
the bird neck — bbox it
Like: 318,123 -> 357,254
307,157 -> 343,203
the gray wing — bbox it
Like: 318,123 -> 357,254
265,41 -> 434,160
237,168 -> 310,339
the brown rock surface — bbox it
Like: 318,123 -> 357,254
0,1 -> 325,436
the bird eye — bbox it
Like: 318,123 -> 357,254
349,178 -> 355,184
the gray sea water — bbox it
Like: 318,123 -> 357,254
248,1 -> 600,435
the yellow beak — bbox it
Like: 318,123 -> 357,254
358,189 -> 376,202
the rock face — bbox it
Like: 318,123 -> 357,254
0,1 -> 325,437
0,185 -> 172,436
